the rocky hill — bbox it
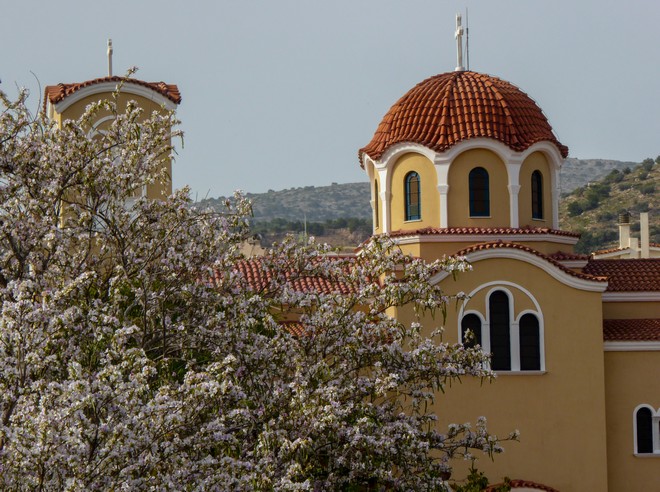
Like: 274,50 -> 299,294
197,157 -> 657,251
559,158 -> 659,253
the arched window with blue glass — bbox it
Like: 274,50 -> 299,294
531,170 -> 543,220
405,171 -> 421,221
469,167 -> 490,217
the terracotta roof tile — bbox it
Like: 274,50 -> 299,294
219,256 -> 359,295
485,479 -> 559,492
281,321 -> 307,337
44,76 -> 182,107
454,241 -> 607,283
387,226 -> 580,239
592,243 -> 660,256
360,70 -> 568,166
547,250 -> 590,261
604,319 -> 660,341
583,259 -> 660,292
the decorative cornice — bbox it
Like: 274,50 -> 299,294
52,81 -> 178,113
602,292 -> 660,302
605,341 -> 660,351
431,245 -> 607,292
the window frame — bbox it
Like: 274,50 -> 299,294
461,312 -> 484,349
531,170 -> 544,220
634,405 -> 660,456
469,167 -> 490,217
458,283 -> 545,373
404,171 -> 421,221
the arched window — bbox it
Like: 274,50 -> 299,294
374,180 -> 379,228
405,172 -> 421,221
489,290 -> 511,370
636,407 -> 654,454
469,167 -> 490,217
461,314 -> 482,348
519,313 -> 541,370
531,170 -> 543,219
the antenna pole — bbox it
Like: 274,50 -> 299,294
465,8 -> 470,70
107,39 -> 113,77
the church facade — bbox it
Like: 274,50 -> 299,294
359,65 -> 660,491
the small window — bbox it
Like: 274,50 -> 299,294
374,180 -> 379,228
489,290 -> 511,371
531,170 -> 543,219
405,172 -> 421,221
519,313 -> 541,370
635,406 -> 660,454
461,313 -> 482,348
469,167 -> 490,217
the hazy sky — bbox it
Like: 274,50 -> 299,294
3,0 -> 659,198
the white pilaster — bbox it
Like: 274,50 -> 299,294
434,157 -> 451,228
508,184 -> 521,228
438,184 -> 450,228
377,168 -> 391,233
505,158 -> 522,228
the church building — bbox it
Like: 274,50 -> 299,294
40,30 -> 659,491
358,16 -> 660,492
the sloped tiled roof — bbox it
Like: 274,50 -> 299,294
548,250 -> 590,261
592,243 -> 660,256
387,226 -> 580,239
604,319 -> 660,341
583,259 -> 660,292
455,241 -> 607,283
360,70 -> 568,165
223,256 -> 358,295
44,76 -> 182,107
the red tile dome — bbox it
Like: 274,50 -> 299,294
360,70 -> 568,166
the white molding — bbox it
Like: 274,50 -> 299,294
494,370 -> 547,376
431,248 -> 608,292
378,142 -> 437,168
603,292 -> 660,302
53,81 -> 177,113
633,404 -> 660,454
605,342 -> 660,351
458,281 -> 545,372
439,137 -> 514,164
557,260 -> 589,269
393,233 -> 579,246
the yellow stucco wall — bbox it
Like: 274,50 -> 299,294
389,153 -> 439,231
604,350 -> 660,491
396,256 -> 609,491
518,152 -> 552,227
603,302 -> 660,319
53,91 -> 173,199
447,149 -> 510,228
395,240 -> 576,262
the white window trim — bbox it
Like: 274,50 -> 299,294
633,404 -> 660,456
458,281 -> 545,372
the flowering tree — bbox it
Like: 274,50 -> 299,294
0,85 -> 513,490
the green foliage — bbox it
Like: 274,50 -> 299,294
567,201 -> 584,217
561,155 -> 660,253
452,466 -> 511,492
